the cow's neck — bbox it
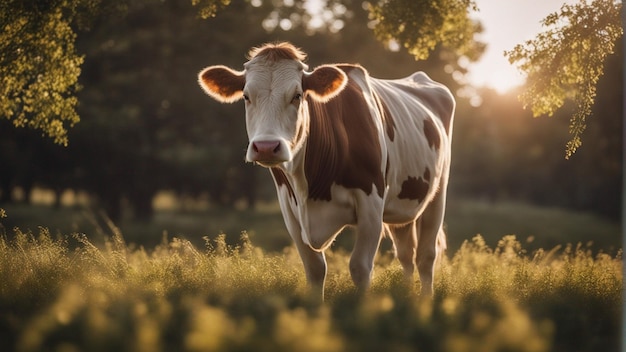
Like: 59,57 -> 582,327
278,97 -> 340,202
283,146 -> 308,201
302,97 -> 347,201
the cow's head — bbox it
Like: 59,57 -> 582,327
198,42 -> 347,167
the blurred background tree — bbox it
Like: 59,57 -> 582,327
1,0 -> 83,145
0,0 -> 131,145
368,0 -> 483,61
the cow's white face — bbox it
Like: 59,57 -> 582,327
241,59 -> 307,166
199,54 -> 347,168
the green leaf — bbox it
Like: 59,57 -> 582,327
505,0 -> 622,158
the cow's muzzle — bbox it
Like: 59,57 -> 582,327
247,139 -> 290,167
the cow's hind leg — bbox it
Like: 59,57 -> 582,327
388,221 -> 417,281
415,189 -> 447,296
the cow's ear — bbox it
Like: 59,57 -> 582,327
303,65 -> 347,103
198,65 -> 245,103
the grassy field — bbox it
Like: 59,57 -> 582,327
0,199 -> 622,351
1,196 -> 621,254
0,226 -> 621,352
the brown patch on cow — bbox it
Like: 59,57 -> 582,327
248,42 -> 307,63
398,175 -> 429,202
338,64 -> 395,142
423,118 -> 440,149
304,65 -> 385,201
271,167 -> 297,205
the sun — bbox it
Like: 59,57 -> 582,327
467,59 -> 525,94
487,69 -> 525,94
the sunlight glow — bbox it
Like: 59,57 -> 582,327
468,63 -> 525,93
467,0 -> 579,93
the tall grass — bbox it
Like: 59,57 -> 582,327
0,224 -> 621,352
2,197 -> 621,254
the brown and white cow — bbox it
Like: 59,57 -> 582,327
198,42 -> 454,298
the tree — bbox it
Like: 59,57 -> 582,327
0,0 -> 84,145
0,1 -> 132,146
505,0 -> 622,158
249,0 -> 484,72
367,0 -> 483,61
0,0 -> 228,145
191,0 -> 232,18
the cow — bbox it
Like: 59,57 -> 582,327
198,42 -> 454,298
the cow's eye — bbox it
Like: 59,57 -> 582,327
292,93 -> 302,103
243,94 -> 250,102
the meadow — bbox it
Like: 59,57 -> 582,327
0,199 -> 622,351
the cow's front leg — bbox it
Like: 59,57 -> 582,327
350,221 -> 383,289
294,240 -> 327,298
282,208 -> 328,299
273,187 -> 328,299
349,193 -> 384,290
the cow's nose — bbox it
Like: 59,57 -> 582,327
252,140 -> 281,154
247,139 -> 290,166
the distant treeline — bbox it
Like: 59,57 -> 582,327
0,0 -> 621,221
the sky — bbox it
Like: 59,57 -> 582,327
467,0 -> 578,93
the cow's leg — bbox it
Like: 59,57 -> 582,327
349,225 -> 383,290
415,187 -> 447,296
388,221 -> 417,281
292,237 -> 327,298
272,183 -> 328,299
281,209 -> 327,298
349,194 -> 384,290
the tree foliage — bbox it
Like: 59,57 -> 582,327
0,0 -> 128,145
368,0 -> 484,61
191,0 -> 232,18
505,0 -> 622,158
0,1 -> 83,145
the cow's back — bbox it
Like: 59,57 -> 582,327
370,72 -> 455,224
